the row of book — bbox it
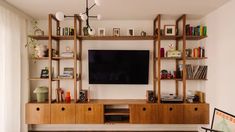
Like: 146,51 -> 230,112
185,64 -> 208,79
186,46 -> 205,58
56,27 -> 74,36
185,24 -> 207,36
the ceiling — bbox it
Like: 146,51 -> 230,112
5,0 -> 229,20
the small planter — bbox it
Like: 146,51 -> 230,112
33,86 -> 48,102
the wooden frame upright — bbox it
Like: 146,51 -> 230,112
48,14 -> 82,103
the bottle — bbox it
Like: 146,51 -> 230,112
65,91 -> 71,103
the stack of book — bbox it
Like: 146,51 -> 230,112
185,24 -> 207,36
58,67 -> 74,79
185,64 -> 208,79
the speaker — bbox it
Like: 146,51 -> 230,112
79,90 -> 88,102
146,90 -> 156,103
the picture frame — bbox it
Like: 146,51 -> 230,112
98,28 -> 105,36
40,68 -> 49,78
164,25 -> 176,36
211,108 -> 235,131
113,28 -> 120,36
127,28 -> 134,36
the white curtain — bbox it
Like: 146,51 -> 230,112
0,5 -> 27,132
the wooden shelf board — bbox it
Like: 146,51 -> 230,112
185,57 -> 208,60
32,57 -> 49,60
155,78 -> 207,81
51,100 -> 76,104
52,57 -> 78,60
81,36 -> 154,40
29,77 -> 49,81
104,109 -> 130,115
160,35 -> 182,40
186,35 -> 207,40
52,77 -> 74,81
52,35 -> 78,40
28,35 -> 49,40
156,57 -> 207,60
28,100 -> 49,104
87,99 -> 151,105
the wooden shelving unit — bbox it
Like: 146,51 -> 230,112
153,14 -> 208,103
26,14 -> 209,125
28,14 -> 82,104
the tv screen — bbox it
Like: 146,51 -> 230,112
88,50 -> 149,84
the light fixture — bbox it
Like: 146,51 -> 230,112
55,0 -> 101,35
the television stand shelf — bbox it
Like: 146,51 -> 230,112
26,14 -> 209,126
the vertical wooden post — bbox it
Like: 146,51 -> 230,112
48,14 -> 53,104
56,18 -> 60,95
175,19 -> 179,96
182,15 -> 187,102
153,17 -> 157,97
78,17 -> 82,92
74,15 -> 78,103
157,15 -> 161,104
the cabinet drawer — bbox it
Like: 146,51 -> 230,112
158,104 -> 184,124
184,104 -> 209,124
130,104 -> 158,124
51,104 -> 75,124
76,104 -> 104,124
25,103 -> 50,124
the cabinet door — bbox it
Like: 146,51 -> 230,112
25,103 -> 50,124
51,104 -> 75,124
130,104 -> 158,124
158,104 -> 184,124
184,103 -> 209,124
76,104 -> 104,124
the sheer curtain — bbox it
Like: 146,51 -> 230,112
0,5 -> 28,132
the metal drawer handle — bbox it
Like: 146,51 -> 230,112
194,107 -> 198,111
88,107 -> 92,111
169,107 -> 173,111
142,107 -> 146,111
36,107 -> 40,111
61,107 -> 65,111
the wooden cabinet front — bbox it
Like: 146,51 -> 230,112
158,104 -> 184,124
76,104 -> 104,124
184,103 -> 209,124
26,103 -> 50,124
130,104 -> 158,124
51,104 -> 76,124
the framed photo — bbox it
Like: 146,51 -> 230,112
164,25 -> 176,36
40,68 -> 49,78
127,28 -> 134,36
63,67 -> 74,77
98,28 -> 105,36
211,108 -> 235,131
113,28 -> 120,36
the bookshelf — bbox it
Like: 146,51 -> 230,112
153,14 -> 208,103
26,14 -> 209,125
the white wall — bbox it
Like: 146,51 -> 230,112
203,0 -> 235,122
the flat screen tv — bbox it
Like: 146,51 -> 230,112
88,50 -> 149,84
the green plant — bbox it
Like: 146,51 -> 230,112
25,19 -> 40,58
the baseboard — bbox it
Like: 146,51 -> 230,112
29,124 -> 199,131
